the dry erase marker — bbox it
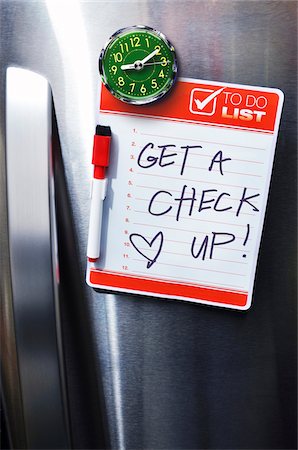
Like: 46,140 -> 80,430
87,125 -> 111,262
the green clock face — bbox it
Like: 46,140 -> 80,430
99,25 -> 178,105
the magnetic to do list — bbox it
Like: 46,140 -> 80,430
86,77 -> 283,310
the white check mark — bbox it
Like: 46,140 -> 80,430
194,87 -> 225,110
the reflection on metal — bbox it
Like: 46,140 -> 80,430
5,68 -> 70,449
46,0 -> 95,172
106,295 -> 125,450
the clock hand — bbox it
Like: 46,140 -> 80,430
121,59 -> 170,71
143,60 -> 170,66
140,48 -> 160,65
120,48 -> 160,71
120,63 -> 136,70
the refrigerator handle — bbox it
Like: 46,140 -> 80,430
5,67 -> 70,449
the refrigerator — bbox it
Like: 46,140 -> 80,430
1,1 -> 296,449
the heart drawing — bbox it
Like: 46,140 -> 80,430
129,231 -> 164,269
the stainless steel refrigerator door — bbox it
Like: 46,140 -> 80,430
1,1 -> 296,449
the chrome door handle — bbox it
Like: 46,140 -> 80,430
5,67 -> 70,448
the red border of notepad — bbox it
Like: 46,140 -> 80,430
89,269 -> 248,306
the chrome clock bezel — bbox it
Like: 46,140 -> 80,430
98,25 -> 178,105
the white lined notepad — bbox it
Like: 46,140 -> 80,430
86,77 -> 283,310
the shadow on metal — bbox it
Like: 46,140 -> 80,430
52,107 -> 109,449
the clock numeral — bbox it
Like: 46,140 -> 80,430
118,77 -> 125,86
151,78 -> 158,89
120,42 -> 129,53
154,45 -> 161,55
111,65 -> 117,75
129,82 -> 135,93
161,56 -> 167,67
130,36 -> 141,47
145,37 -> 150,48
140,84 -> 147,94
113,52 -> 123,63
158,69 -> 165,78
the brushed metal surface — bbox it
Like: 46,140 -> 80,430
1,1 -> 296,449
4,68 -> 70,448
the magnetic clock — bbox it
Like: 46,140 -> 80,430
99,25 -> 178,105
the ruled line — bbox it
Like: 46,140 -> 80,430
136,185 -> 181,193
185,165 -> 263,177
135,195 -> 260,204
136,236 -> 251,252
136,171 -> 261,190
131,222 -> 252,240
231,158 -> 264,165
139,132 -> 266,150
134,199 -> 256,217
131,258 -> 245,276
136,145 -> 265,165
133,210 -> 254,227
134,247 -> 248,265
